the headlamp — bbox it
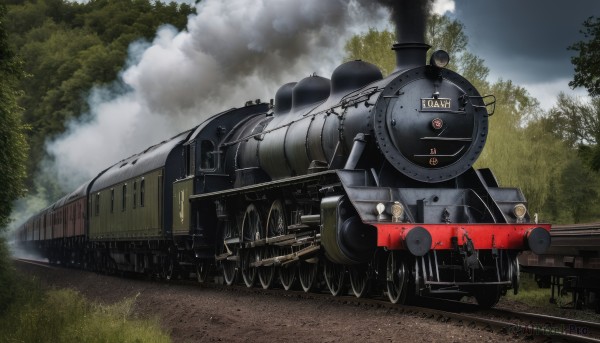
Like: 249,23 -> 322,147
430,50 -> 450,68
513,203 -> 527,220
391,201 -> 404,222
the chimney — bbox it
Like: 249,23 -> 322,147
376,0 -> 432,72
392,42 -> 430,72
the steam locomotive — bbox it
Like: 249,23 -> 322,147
15,41 -> 551,308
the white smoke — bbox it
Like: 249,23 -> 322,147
432,0 -> 455,15
45,0 -> 390,190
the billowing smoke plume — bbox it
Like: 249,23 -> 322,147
6,0 -> 455,235
375,0 -> 433,43
45,0 -> 388,191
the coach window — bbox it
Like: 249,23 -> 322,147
95,193 -> 100,216
140,179 -> 145,207
133,181 -> 137,209
122,184 -> 127,211
200,140 -> 215,170
110,188 -> 115,214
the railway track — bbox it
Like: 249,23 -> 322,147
14,258 -> 56,269
14,258 -> 600,342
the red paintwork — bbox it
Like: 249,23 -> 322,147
374,223 -> 552,250
65,198 -> 85,237
52,208 -> 63,239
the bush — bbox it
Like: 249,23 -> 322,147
0,238 -> 170,343
0,287 -> 171,343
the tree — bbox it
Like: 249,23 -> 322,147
5,0 -> 195,189
569,16 -> 600,96
345,15 -> 478,77
547,93 -> 600,171
0,3 -> 29,230
344,28 -> 396,75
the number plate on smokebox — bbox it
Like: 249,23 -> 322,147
421,98 -> 451,110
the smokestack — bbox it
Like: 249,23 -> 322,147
376,0 -> 433,72
392,42 -> 430,72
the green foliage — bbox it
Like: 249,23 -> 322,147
476,81 -> 548,211
0,279 -> 171,343
547,93 -> 600,171
507,274 -> 600,321
0,3 -> 29,229
345,29 -> 396,76
344,15 -> 478,77
6,0 -> 195,188
547,93 -> 599,147
535,94 -> 600,222
1,222 -> 169,342
0,238 -> 20,311
569,16 -> 600,96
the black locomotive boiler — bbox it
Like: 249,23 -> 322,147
16,41 -> 551,308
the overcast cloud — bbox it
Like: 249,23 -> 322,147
450,0 -> 597,109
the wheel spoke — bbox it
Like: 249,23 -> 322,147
386,252 -> 408,304
220,220 -> 237,286
241,204 -> 262,288
299,260 -> 319,292
258,247 -> 275,289
349,265 -> 369,298
324,260 -> 345,296
267,200 -> 296,290
279,261 -> 296,290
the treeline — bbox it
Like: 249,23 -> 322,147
345,16 -> 600,223
4,2 -> 600,224
5,0 -> 195,194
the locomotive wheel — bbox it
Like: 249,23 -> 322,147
298,260 -> 319,292
266,199 -> 286,237
510,256 -> 520,295
349,265 -> 370,298
324,259 -> 345,296
240,250 -> 257,287
474,285 -> 501,308
386,251 -> 408,304
260,200 -> 286,289
196,260 -> 210,283
279,263 -> 297,290
222,258 -> 237,285
258,247 -> 275,289
220,220 -> 238,286
241,204 -> 262,288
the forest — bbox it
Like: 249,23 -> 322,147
1,0 -> 600,234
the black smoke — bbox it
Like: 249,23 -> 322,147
375,0 -> 433,43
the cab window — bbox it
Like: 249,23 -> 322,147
200,140 -> 215,170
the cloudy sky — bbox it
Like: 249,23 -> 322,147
168,0 -> 595,109
448,0 -> 596,109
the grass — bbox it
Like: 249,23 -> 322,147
506,274 -> 557,308
0,238 -> 171,343
0,284 -> 172,343
505,273 -> 600,322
